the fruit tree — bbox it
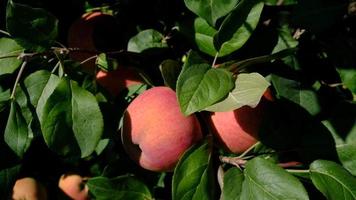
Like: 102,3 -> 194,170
0,0 -> 356,199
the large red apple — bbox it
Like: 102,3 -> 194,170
121,86 -> 203,172
207,90 -> 273,154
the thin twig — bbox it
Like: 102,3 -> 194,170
80,55 -> 98,65
10,60 -> 28,99
219,156 -> 247,168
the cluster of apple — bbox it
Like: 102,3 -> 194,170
68,11 -> 272,172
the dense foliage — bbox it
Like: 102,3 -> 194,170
0,0 -> 356,199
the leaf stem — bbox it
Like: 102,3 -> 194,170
51,61 -> 60,73
211,52 -> 219,68
238,142 -> 260,159
0,29 -> 10,36
286,169 -> 310,174
10,60 -> 28,100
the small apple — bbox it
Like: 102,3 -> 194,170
12,177 -> 47,200
96,66 -> 144,96
58,174 -> 89,200
207,89 -> 274,154
122,86 -> 203,172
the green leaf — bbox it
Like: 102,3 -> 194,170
0,89 -> 10,112
336,143 -> 356,176
23,70 -> 52,107
6,0 -> 58,51
96,53 -> 118,72
240,157 -> 309,200
337,68 -> 356,94
0,38 -> 24,75
176,64 -> 234,115
172,140 -> 216,200
222,167 -> 244,200
128,29 -> 168,53
271,75 -> 321,116
87,175 -> 153,200
215,1 -> 264,57
36,76 -> 103,158
310,160 -> 356,200
0,165 -> 20,199
4,101 -> 32,158
205,73 -> 270,112
159,59 -> 182,90
194,18 -> 217,56
184,0 -> 239,26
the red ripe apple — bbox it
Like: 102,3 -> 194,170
96,66 -> 144,96
67,11 -> 122,72
58,174 -> 89,200
207,89 -> 274,154
12,177 -> 47,200
122,86 -> 203,172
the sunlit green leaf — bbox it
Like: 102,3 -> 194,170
128,29 -> 168,53
206,73 -> 270,112
176,64 -> 234,115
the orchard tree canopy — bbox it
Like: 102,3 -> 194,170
0,0 -> 356,199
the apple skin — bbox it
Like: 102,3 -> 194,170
67,11 -> 122,72
58,174 -> 89,200
12,177 -> 47,200
96,67 -> 144,96
122,86 -> 203,172
207,90 -> 273,154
